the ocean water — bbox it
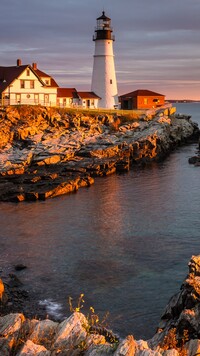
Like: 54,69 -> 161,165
0,103 -> 200,339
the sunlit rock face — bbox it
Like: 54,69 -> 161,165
0,105 -> 198,202
188,255 -> 200,276
149,255 -> 200,350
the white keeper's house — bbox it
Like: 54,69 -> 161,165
0,59 -> 59,106
0,59 -> 101,108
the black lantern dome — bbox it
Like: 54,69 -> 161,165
93,11 -> 115,41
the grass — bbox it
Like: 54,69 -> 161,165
68,294 -> 119,349
3,104 -> 146,120
161,328 -> 189,356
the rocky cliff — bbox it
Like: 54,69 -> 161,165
0,105 -> 199,202
1,255 -> 200,355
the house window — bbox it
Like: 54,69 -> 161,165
110,79 -> 112,84
45,79 -> 50,85
20,80 -> 25,89
34,94 -> 39,104
26,69 -> 30,76
144,98 -> 148,105
30,80 -> 34,89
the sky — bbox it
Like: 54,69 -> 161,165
1,0 -> 200,100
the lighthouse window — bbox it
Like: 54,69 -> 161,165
110,79 -> 112,84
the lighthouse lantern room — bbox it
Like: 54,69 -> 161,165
91,11 -> 118,109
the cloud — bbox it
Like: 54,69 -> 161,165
0,0 -> 200,99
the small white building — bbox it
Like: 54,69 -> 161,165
77,91 -> 100,109
57,88 -> 100,108
0,59 -> 58,106
57,88 -> 79,107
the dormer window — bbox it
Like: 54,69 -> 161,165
45,79 -> 50,85
20,80 -> 25,89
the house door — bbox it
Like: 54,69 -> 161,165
87,100 -> 90,107
44,94 -> 49,105
123,100 -> 129,109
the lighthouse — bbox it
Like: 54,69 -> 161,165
91,11 -> 118,109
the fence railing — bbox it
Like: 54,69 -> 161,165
0,99 -> 173,118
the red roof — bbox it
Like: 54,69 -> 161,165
0,65 -> 32,94
57,88 -> 79,99
34,69 -> 58,87
77,91 -> 101,99
120,89 -> 165,98
0,63 -> 58,94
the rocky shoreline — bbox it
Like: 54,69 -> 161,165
0,105 -> 199,202
1,255 -> 200,355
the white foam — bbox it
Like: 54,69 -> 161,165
39,298 -> 63,319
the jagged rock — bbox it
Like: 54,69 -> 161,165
188,255 -> 200,276
17,339 -> 50,355
185,339 -> 200,356
8,274 -> 23,288
52,312 -> 88,352
188,156 -> 200,164
161,350 -> 179,356
150,255 -> 200,348
29,319 -> 58,349
84,333 -> 106,349
84,344 -> 115,355
15,264 -> 27,271
0,313 -> 25,336
114,335 -> 137,355
0,335 -> 17,356
136,350 -> 162,356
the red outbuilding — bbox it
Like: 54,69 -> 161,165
119,89 -> 165,110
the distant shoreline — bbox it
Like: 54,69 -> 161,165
167,99 -> 200,103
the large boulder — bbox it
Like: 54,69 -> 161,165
52,312 -> 88,352
29,319 -> 58,349
0,313 -> 25,337
17,339 -> 50,356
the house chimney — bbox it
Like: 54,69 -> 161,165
32,63 -> 37,70
17,59 -> 22,66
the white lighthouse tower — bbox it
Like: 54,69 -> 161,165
91,11 -> 118,109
